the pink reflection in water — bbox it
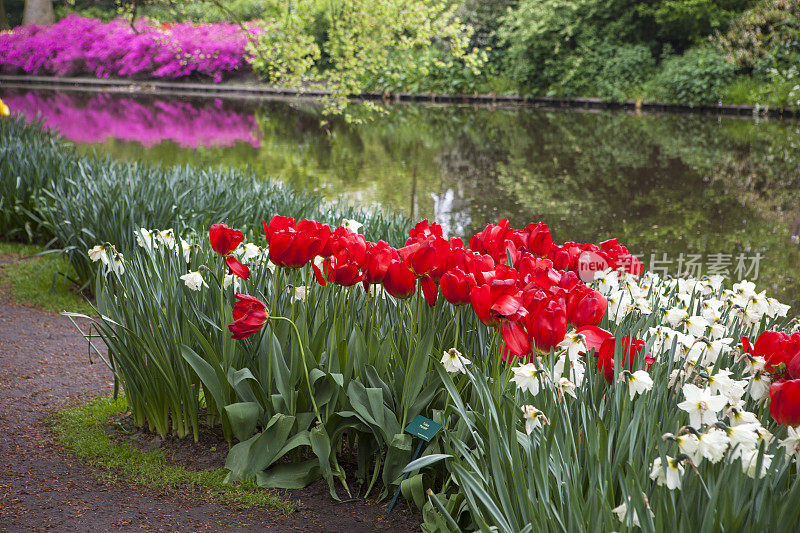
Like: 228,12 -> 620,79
5,91 -> 261,149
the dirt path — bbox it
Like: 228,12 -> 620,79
0,294 -> 419,532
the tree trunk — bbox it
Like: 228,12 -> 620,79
0,0 -> 9,30
22,0 -> 54,25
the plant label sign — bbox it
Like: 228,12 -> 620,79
405,415 -> 442,442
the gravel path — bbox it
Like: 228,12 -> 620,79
0,294 -> 418,532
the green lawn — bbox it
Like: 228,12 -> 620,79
0,241 -> 95,315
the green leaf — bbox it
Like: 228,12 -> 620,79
223,402 -> 262,442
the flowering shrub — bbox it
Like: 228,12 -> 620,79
3,91 -> 261,148
0,15 -> 258,82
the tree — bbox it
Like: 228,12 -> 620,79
22,0 -> 54,25
1,0 -> 9,30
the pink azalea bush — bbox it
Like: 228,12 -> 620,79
4,91 -> 262,148
0,15 -> 258,82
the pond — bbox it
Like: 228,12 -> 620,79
4,88 -> 800,310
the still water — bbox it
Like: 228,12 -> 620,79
5,88 -> 800,309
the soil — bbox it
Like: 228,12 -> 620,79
0,292 -> 420,532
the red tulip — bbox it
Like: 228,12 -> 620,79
262,215 -> 296,243
209,223 -> 250,280
743,331 -> 800,377
525,295 -> 567,353
264,218 -> 331,269
769,379 -> 800,426
470,219 -> 515,265
406,219 -> 444,243
502,320 -> 531,357
383,261 -> 416,299
567,288 -> 607,327
398,237 -> 438,277
470,279 -> 525,327
440,267 -> 475,306
577,325 -> 643,383
518,255 -> 561,290
229,294 -> 269,340
599,238 -> 643,277
421,274 -> 438,306
363,241 -> 398,284
516,221 -> 554,257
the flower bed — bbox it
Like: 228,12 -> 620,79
75,215 -> 799,530
0,15 -> 258,82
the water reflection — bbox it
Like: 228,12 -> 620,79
3,91 -> 261,148
5,88 -> 800,309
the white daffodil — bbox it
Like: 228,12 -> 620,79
135,228 -> 154,248
756,426 -> 774,447
594,268 -> 619,294
707,369 -> 747,400
649,456 -> 684,490
748,371 -> 770,401
633,297 -> 653,315
727,409 -> 759,427
664,307 -> 689,328
726,423 -> 760,458
700,298 -> 724,321
88,244 -> 109,265
745,355 -> 766,374
157,228 -> 176,249
223,274 -> 240,291
623,370 -> 653,400
677,384 -> 728,428
556,377 -> 577,398
237,242 -> 261,262
111,253 -> 125,275
178,238 -> 192,261
779,426 -> 800,462
554,355 -> 585,384
696,427 -> 730,464
285,285 -> 308,302
767,298 -> 790,318
612,499 -> 653,528
180,271 -> 207,291
557,332 -> 586,361
739,449 -> 772,479
608,290 -> 632,320
684,315 -> 709,337
675,433 -> 700,458
521,405 -> 548,434
441,348 -> 471,374
707,322 -> 727,340
511,363 -> 548,395
342,218 -> 363,233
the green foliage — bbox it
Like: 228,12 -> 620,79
642,0 -> 752,52
51,395 -> 292,510
722,75 -> 800,108
714,0 -> 800,74
498,0 -> 752,97
247,0 -> 488,110
547,41 -> 656,100
646,46 -> 737,105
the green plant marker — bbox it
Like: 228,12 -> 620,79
387,415 -> 442,513
404,415 -> 442,442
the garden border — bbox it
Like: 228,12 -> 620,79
1,74 -> 796,119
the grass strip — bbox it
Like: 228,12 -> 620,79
0,241 -> 95,315
50,395 -> 294,512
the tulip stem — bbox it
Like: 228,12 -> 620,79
272,315 -> 323,427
